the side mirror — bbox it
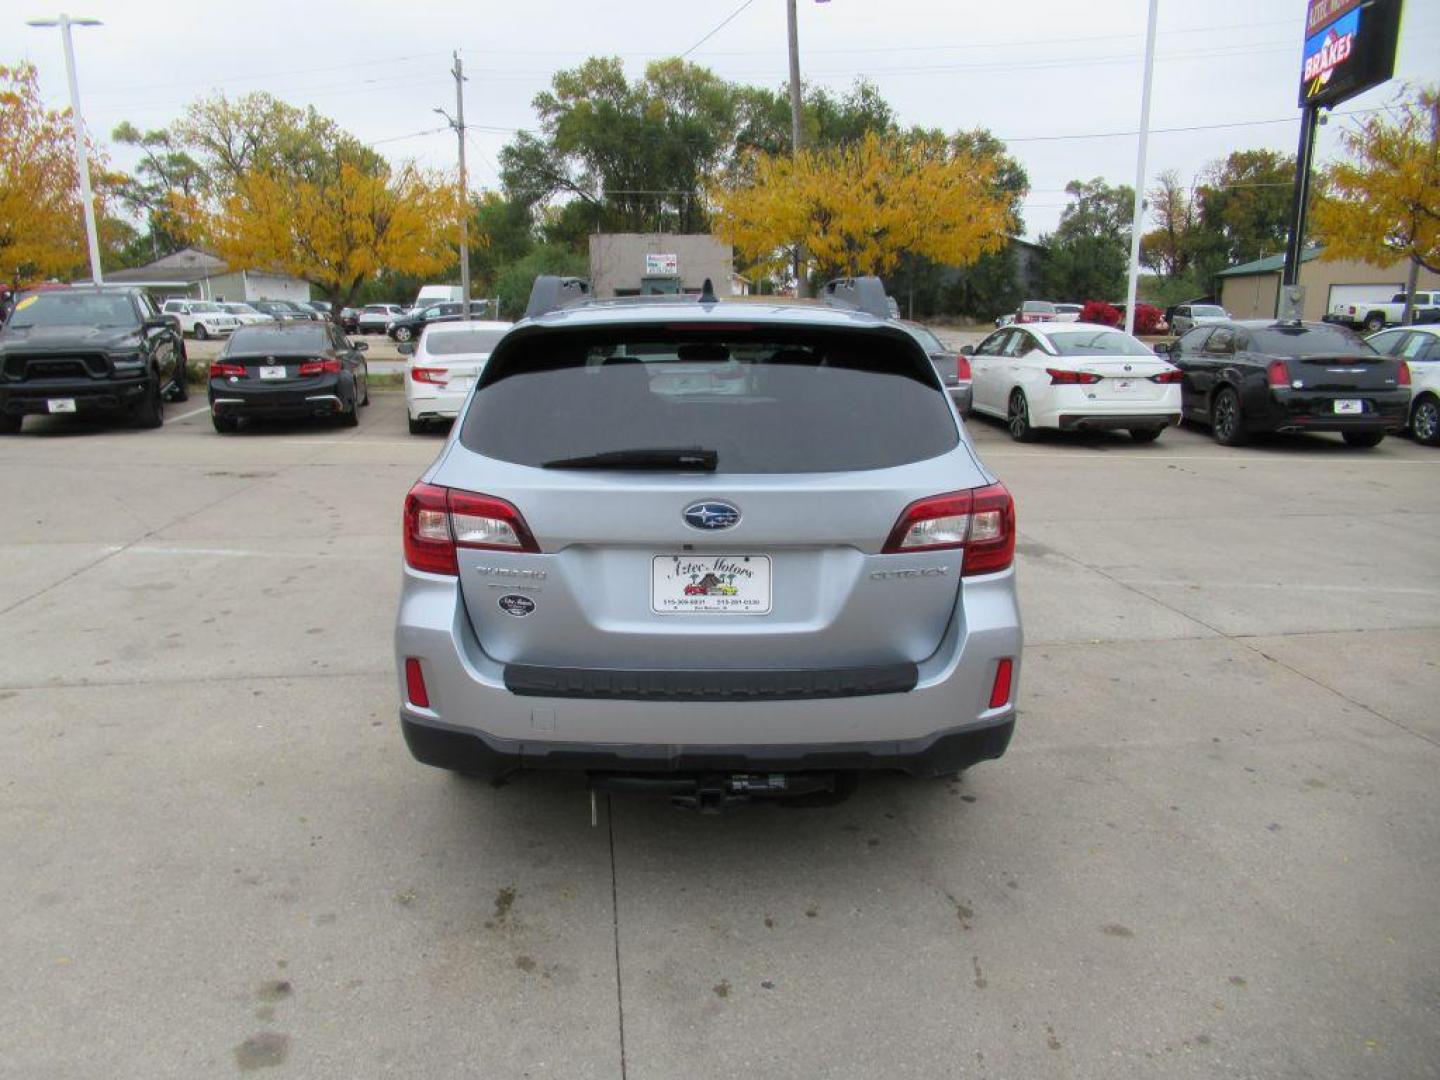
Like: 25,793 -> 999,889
143,316 -> 172,332
397,341 -> 415,355
1151,341 -> 1171,355
350,340 -> 368,352
959,345 -> 975,356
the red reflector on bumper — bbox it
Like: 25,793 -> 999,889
405,657 -> 430,708
989,658 -> 1014,709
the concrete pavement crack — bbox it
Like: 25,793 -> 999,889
607,795 -> 629,1080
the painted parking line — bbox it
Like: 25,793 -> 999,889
171,406 -> 213,422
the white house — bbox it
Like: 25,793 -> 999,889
79,247 -> 311,304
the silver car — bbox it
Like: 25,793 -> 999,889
395,276 -> 1022,806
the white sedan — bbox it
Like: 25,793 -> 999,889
963,322 -> 1182,442
1366,325 -> 1440,446
402,319 -> 512,434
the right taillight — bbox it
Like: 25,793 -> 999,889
404,657 -> 430,708
988,657 -> 1014,709
403,482 -> 539,575
209,361 -> 246,378
955,354 -> 971,381
1267,359 -> 1290,388
882,483 -> 1016,576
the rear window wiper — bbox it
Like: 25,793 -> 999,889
540,446 -> 718,471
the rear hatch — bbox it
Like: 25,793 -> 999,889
432,320 -> 985,671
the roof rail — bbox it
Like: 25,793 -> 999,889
821,276 -> 893,320
524,275 -> 591,319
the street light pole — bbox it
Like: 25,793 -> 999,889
436,52 -> 470,314
786,0 -> 807,297
28,13 -> 104,285
1121,0 -> 1158,337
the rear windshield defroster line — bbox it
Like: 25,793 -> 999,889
460,326 -> 958,474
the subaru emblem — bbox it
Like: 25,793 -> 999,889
683,501 -> 741,530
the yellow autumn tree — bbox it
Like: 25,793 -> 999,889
1312,84 -> 1439,294
711,130 -> 1015,284
0,63 -> 92,283
176,93 -> 465,314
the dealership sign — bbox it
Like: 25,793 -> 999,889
645,253 -> 678,276
1298,0 -> 1402,108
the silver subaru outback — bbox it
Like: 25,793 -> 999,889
395,276 -> 1021,805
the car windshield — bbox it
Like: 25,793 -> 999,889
1251,325 -> 1373,356
8,291 -> 137,329
1047,330 -> 1155,357
225,325 -> 329,355
462,328 -> 957,474
191,302 -> 222,313
223,304 -> 256,313
1192,305 -> 1226,317
424,328 -> 508,356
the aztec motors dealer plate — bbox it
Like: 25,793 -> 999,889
652,555 -> 771,614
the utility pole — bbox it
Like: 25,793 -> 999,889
436,52 -> 470,314
1400,104 -> 1438,326
786,0 -> 807,298
27,14 -> 104,285
1121,0 -> 1158,337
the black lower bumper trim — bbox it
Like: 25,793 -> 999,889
400,714 -> 1014,778
503,661 -> 919,701
1058,413 -> 1178,431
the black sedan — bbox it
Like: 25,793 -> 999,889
387,300 -> 490,342
208,322 -> 368,433
1158,319 -> 1410,448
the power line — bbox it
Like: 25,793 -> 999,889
998,106 -> 1389,143
371,124 -> 451,146
680,0 -> 757,59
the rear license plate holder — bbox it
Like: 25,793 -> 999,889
46,398 -> 76,413
259,366 -> 287,380
1334,399 -> 1364,414
652,555 -> 771,614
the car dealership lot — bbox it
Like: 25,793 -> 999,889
2,397 -> 1438,1079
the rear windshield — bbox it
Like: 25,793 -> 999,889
1047,330 -> 1154,357
225,325 -> 329,355
1022,301 -> 1055,313
8,291 -> 137,329
425,328 -> 508,356
1192,305 -> 1226,317
461,327 -> 957,474
904,325 -> 946,353
1250,325 -> 1373,356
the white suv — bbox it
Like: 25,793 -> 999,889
161,300 -> 240,340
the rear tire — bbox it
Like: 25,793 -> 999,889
0,413 -> 21,435
1363,312 -> 1385,333
339,397 -> 359,428
132,375 -> 163,430
1341,429 -> 1384,448
1129,427 -> 1163,443
1410,396 -> 1440,446
212,413 -> 239,434
194,323 -> 209,341
408,415 -> 427,435
1007,389 -> 1036,442
167,360 -> 189,402
393,326 -> 413,343
1210,387 -> 1248,446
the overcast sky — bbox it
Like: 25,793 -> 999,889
7,0 -> 1439,241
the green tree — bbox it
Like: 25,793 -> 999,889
1039,178 -> 1134,301
1192,149 -> 1295,280
495,244 -> 587,319
110,121 -> 205,259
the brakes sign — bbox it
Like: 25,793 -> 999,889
1302,9 -> 1357,96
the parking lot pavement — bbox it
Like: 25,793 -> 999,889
2,395 -> 1438,1078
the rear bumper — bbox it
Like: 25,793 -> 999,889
0,375 -> 148,416
407,383 -> 468,420
401,711 -> 1013,777
1251,389 -> 1408,433
394,565 -> 1022,773
209,377 -> 348,418
1057,412 -> 1178,432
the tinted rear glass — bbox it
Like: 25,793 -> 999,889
425,328 -> 508,356
1047,330 -> 1154,357
1250,325 -> 1372,356
461,327 -> 957,474
225,325 -> 329,354
1022,301 -> 1055,313
8,291 -> 137,328
904,325 -> 945,353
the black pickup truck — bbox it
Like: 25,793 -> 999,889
0,287 -> 187,433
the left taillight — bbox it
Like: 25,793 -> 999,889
1398,361 -> 1411,387
1266,359 -> 1290,388
299,358 -> 341,375
955,354 -> 972,381
403,482 -> 539,575
209,361 -> 246,378
881,482 -> 1016,576
410,367 -> 449,385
